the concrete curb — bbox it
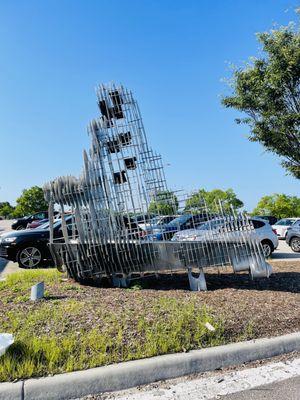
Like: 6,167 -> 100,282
1,332 -> 300,400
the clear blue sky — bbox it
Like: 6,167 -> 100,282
0,0 -> 299,211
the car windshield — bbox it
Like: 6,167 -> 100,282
155,216 -> 175,225
276,219 -> 294,226
148,216 -> 161,225
166,214 -> 191,227
291,219 -> 300,225
37,217 -> 71,230
197,219 -> 225,231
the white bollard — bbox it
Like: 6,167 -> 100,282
30,282 -> 45,301
0,333 -> 14,356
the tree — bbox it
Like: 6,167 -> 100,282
15,186 -> 48,216
252,193 -> 300,219
0,202 -> 15,218
222,23 -> 300,178
185,188 -> 243,213
148,191 -> 179,215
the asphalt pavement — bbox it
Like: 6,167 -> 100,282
0,219 -> 13,233
272,239 -> 300,260
0,219 -> 19,276
218,376 -> 300,399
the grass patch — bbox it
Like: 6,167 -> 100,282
1,264 -> 298,382
0,269 -> 61,291
0,269 -> 63,304
0,300 -> 223,381
0,270 -> 225,381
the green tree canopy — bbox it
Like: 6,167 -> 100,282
148,191 -> 179,215
0,202 -> 15,218
252,193 -> 300,219
222,23 -> 300,178
15,186 -> 48,217
185,188 -> 244,213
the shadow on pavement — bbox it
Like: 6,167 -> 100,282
272,252 -> 300,259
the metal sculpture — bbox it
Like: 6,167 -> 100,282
43,83 -> 272,290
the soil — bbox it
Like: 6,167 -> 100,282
3,260 -> 298,341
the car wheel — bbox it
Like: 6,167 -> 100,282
261,240 -> 273,258
17,246 -> 43,268
290,237 -> 300,253
16,225 -> 25,230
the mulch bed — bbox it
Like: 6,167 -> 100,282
1,261 -> 299,342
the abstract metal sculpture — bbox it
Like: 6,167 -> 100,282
44,83 -> 272,290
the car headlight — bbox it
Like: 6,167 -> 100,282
2,237 -> 17,243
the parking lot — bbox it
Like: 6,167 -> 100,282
0,220 -> 18,276
272,240 -> 300,260
0,219 -> 299,278
0,219 -> 13,234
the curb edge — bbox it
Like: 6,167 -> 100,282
1,331 -> 299,400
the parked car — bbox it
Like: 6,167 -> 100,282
171,217 -> 278,258
252,215 -> 278,225
138,215 -> 178,232
145,213 -> 212,241
11,211 -> 59,231
132,213 -> 157,224
272,218 -> 300,239
285,220 -> 300,252
27,218 -> 49,229
0,217 -> 72,268
118,215 -> 149,239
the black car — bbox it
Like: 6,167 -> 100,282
114,215 -> 149,239
0,214 -> 143,268
11,211 -> 56,230
0,218 -> 70,268
132,213 -> 157,224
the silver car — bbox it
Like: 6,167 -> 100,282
171,217 -> 278,257
285,220 -> 300,252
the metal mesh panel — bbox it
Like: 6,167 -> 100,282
43,83 -> 272,289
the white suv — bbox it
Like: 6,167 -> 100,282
171,217 -> 278,258
272,218 -> 300,239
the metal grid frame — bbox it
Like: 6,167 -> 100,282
43,83 -> 272,290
